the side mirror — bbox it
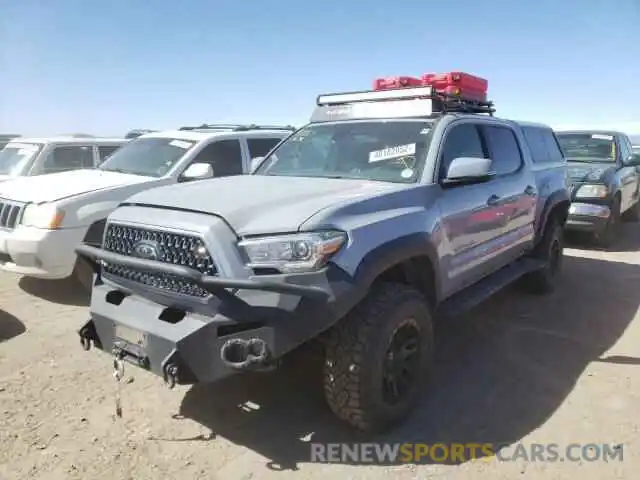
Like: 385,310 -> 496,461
442,156 -> 493,185
181,162 -> 213,181
250,156 -> 264,173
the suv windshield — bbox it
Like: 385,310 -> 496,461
0,142 -> 43,175
557,133 -> 617,163
98,137 -> 196,177
255,120 -> 434,183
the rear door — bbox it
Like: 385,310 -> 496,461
480,124 -> 537,263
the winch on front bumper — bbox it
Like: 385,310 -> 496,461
75,243 -> 337,387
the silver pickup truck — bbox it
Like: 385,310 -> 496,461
76,79 -> 570,433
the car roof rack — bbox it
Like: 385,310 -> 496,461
178,123 -> 296,132
315,85 -> 494,116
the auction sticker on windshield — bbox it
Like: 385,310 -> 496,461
369,144 -> 416,163
169,139 -> 193,149
591,134 -> 613,141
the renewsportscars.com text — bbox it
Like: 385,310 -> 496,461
310,442 -> 624,464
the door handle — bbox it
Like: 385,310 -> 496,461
487,194 -> 500,206
524,185 -> 536,196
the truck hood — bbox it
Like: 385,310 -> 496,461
0,169 -> 153,203
566,161 -> 616,183
124,175 -> 402,236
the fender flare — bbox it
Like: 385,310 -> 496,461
351,232 -> 441,304
536,189 -> 570,244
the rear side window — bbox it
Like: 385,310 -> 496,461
42,145 -> 94,173
522,127 -> 564,163
483,126 -> 522,175
247,137 -> 282,159
439,123 -> 486,178
98,145 -> 121,162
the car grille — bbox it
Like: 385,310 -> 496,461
0,199 -> 25,230
102,223 -> 217,297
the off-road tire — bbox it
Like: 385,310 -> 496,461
323,282 -> 434,433
593,196 -> 620,248
521,217 -> 564,295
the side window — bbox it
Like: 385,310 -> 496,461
98,145 -> 121,162
439,123 -> 485,178
483,126 -> 523,176
522,127 -> 549,163
246,137 -> 282,159
619,136 -> 632,162
541,130 -> 565,163
42,145 -> 94,173
189,139 -> 243,177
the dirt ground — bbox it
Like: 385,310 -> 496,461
1,226 -> 639,480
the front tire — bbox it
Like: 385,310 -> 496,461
323,283 -> 434,433
593,196 -> 620,248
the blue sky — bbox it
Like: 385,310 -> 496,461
1,0 -> 639,137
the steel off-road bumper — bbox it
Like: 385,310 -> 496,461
75,243 -> 341,387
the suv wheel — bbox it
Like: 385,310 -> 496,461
593,197 -> 620,248
323,283 -> 434,433
73,259 -> 94,293
622,198 -> 640,222
521,217 -> 564,295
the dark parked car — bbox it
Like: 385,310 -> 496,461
556,130 -> 640,246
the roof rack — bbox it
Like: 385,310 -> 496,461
178,123 -> 296,132
316,85 -> 495,116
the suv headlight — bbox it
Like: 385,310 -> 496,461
238,230 -> 347,273
575,184 -> 609,199
21,203 -> 65,229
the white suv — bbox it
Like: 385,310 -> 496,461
0,136 -> 126,181
0,124 -> 293,287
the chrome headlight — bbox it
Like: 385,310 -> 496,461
574,184 -> 609,199
21,203 -> 65,229
238,230 -> 347,273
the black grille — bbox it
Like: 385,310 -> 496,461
102,223 -> 217,297
0,200 -> 25,229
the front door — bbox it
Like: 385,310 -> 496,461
436,121 -> 507,298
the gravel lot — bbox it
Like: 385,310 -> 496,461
1,226 -> 639,479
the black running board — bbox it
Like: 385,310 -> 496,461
437,258 -> 546,317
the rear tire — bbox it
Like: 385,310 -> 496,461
521,217 -> 564,295
323,283 -> 434,433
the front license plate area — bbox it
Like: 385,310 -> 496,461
114,324 -> 148,362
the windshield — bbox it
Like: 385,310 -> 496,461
0,142 -> 43,175
98,137 -> 196,177
557,133 -> 617,163
254,120 -> 434,183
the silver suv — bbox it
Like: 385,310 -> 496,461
76,81 -> 570,433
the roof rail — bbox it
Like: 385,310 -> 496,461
178,123 -> 296,132
316,86 -> 495,116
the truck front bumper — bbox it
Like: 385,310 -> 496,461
76,243 -> 352,387
565,202 -> 611,232
0,225 -> 84,279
